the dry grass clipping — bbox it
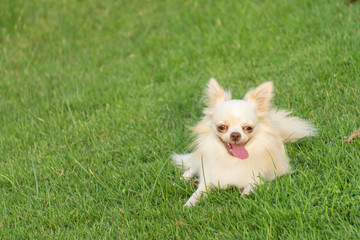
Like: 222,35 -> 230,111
344,128 -> 360,143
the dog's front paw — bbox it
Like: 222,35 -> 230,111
183,201 -> 194,208
183,187 -> 205,207
241,184 -> 255,197
183,196 -> 198,207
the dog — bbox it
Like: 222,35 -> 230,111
173,78 -> 316,207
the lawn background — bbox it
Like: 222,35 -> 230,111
1,0 -> 360,238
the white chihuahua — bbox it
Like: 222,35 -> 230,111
173,78 -> 316,207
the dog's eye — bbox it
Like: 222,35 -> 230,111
217,124 -> 228,133
243,126 -> 253,133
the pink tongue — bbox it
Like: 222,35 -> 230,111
232,144 -> 249,159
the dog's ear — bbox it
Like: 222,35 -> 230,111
204,78 -> 231,111
244,82 -> 273,116
203,78 -> 231,115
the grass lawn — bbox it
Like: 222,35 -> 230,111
1,0 -> 360,238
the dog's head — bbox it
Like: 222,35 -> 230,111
198,78 -> 274,159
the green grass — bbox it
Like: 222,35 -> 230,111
1,0 -> 360,238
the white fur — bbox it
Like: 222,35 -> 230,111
173,79 -> 316,207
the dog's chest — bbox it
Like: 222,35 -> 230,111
202,154 -> 259,188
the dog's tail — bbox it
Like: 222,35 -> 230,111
172,153 -> 194,170
269,110 -> 316,142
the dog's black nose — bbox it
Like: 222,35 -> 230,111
230,132 -> 241,141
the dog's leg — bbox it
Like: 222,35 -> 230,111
181,169 -> 195,181
184,184 -> 207,207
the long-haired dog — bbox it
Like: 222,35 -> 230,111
173,79 -> 316,206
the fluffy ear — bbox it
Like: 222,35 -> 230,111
204,78 -> 231,111
244,82 -> 274,116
